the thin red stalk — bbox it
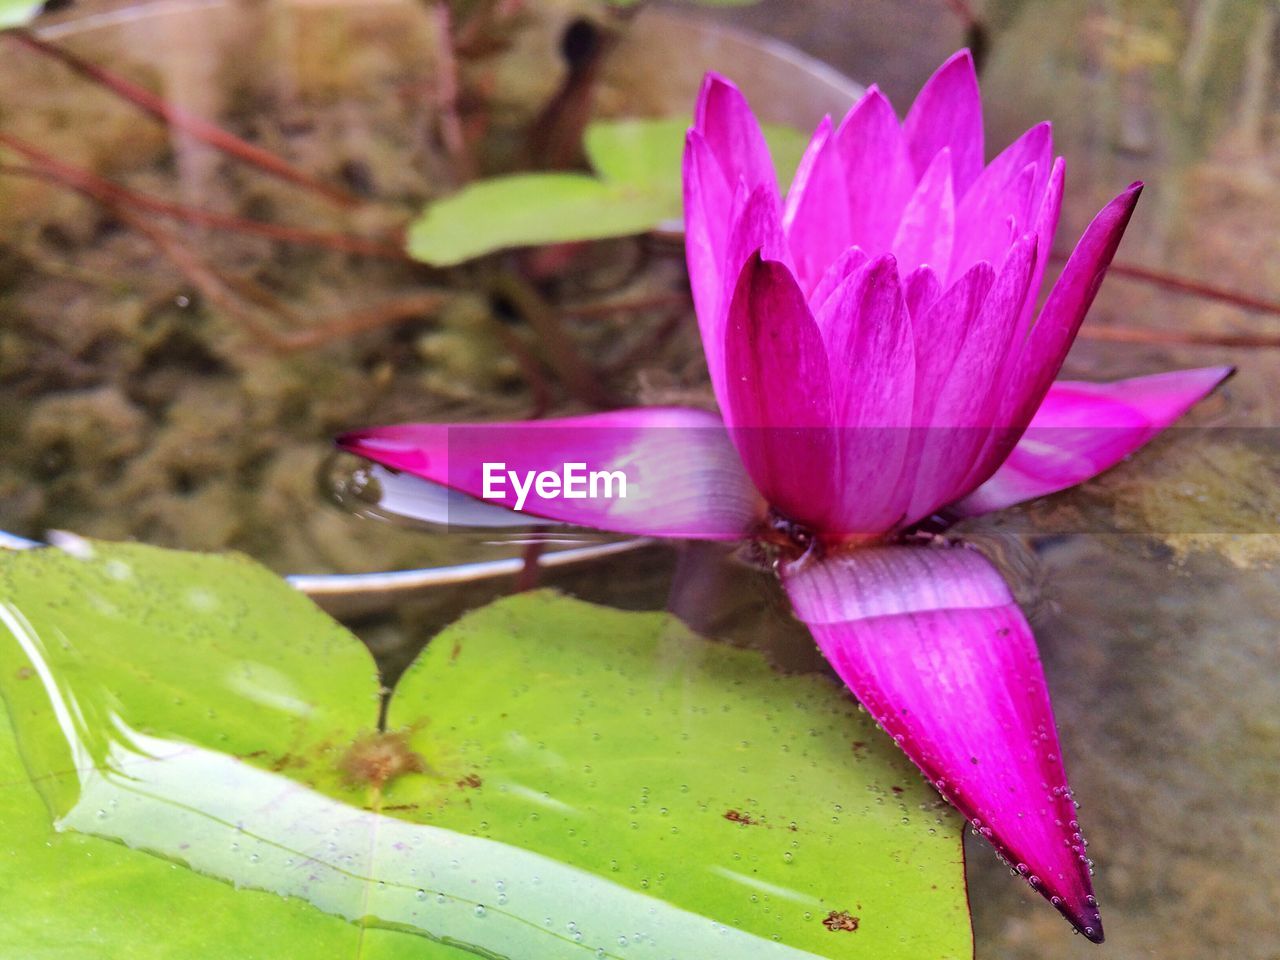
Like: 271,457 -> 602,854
7,28 -> 364,209
514,540 -> 546,592
1049,248 -> 1280,316
0,134 -> 407,259
104,201 -> 291,347
1105,259 -> 1280,317
276,293 -> 449,352
490,326 -> 555,418
561,291 -> 692,318
1075,325 -> 1280,348
428,1 -> 473,183
63,192 -> 445,352
490,270 -> 620,408
944,0 -> 980,25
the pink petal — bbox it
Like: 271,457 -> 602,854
903,50 -> 985,197
902,264 -> 942,321
783,116 -> 854,294
683,128 -> 734,377
1012,182 -> 1144,417
336,407 -> 764,540
958,179 -> 1136,494
694,72 -> 777,195
953,365 -> 1233,516
907,235 -> 1038,520
892,147 -> 956,281
1018,157 -> 1066,335
808,246 -> 871,314
951,123 -> 1053,278
704,182 -> 791,415
818,256 -> 916,536
722,252 -> 838,526
831,86 -> 916,254
781,544 -> 1105,942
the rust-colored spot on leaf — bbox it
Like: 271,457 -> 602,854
13,666 -> 33,681
456,773 -> 483,790
270,752 -> 307,772
891,785 -> 904,794
851,740 -> 867,752
723,809 -> 756,826
339,731 -> 427,788
822,910 -> 860,932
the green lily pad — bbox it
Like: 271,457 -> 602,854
0,540 -> 971,958
407,117 -> 809,266
0,0 -> 41,29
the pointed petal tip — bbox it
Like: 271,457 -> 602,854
942,47 -> 976,71
334,425 -> 432,464
1061,897 -> 1105,944
334,429 -> 371,452
781,545 -> 1108,943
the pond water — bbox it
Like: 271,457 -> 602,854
1,0 -> 1278,957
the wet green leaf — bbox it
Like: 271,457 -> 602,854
0,0 -> 41,29
0,541 -> 971,958
407,118 -> 809,266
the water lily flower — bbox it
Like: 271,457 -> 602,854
338,50 -> 1231,942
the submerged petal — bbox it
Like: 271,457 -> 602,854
780,544 -> 1104,941
903,50 -> 985,196
953,366 -> 1233,516
336,408 -> 763,540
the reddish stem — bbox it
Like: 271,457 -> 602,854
0,135 -> 406,259
1075,325 -> 1280,349
7,28 -> 363,209
55,190 -> 444,352
514,540 -> 546,592
428,1 -> 473,183
562,291 -> 692,318
1105,259 -> 1280,317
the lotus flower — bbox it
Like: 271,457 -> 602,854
338,51 -> 1231,942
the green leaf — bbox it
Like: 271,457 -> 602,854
406,173 -> 672,268
582,118 -> 689,187
407,118 -> 812,266
0,541 -> 971,957
0,0 -> 41,29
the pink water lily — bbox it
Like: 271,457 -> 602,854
339,51 -> 1231,942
